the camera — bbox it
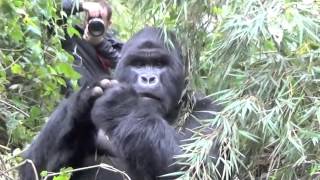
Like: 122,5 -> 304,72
88,18 -> 105,37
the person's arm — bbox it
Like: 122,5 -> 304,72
95,36 -> 123,68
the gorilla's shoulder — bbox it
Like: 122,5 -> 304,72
184,92 -> 222,122
194,92 -> 222,111
180,93 -> 221,136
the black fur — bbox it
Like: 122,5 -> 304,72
20,27 -> 222,180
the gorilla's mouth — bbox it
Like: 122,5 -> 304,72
139,93 -> 161,101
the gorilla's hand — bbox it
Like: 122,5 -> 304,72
91,80 -> 139,131
69,79 -> 115,120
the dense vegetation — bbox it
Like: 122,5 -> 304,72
0,0 -> 319,179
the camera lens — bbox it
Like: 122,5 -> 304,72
88,18 -> 105,37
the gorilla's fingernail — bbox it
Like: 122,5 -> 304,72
100,79 -> 111,88
92,86 -> 103,97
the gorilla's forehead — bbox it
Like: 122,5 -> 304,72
119,27 -> 183,64
123,35 -> 166,52
125,48 -> 170,59
130,27 -> 164,41
122,28 -> 177,51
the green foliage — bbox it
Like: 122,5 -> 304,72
40,167 -> 73,180
1,0 -> 320,179
111,0 -> 320,179
203,1 -> 320,179
41,167 -> 73,180
40,170 -> 48,177
0,0 -> 79,147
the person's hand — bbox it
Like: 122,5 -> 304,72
81,2 -> 108,18
83,23 -> 104,45
81,2 -> 109,45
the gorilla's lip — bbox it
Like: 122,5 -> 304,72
139,93 -> 161,101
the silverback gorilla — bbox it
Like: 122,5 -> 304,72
20,27 -> 222,180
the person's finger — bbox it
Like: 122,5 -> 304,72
83,25 -> 89,40
93,11 -> 98,17
100,6 -> 107,18
83,32 -> 87,40
88,9 -> 98,17
88,11 -> 95,17
95,9 -> 101,17
84,25 -> 88,34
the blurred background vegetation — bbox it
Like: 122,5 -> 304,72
0,0 -> 320,179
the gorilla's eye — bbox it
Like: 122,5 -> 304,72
131,60 -> 145,67
154,60 -> 166,67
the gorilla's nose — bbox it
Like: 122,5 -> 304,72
138,74 -> 159,87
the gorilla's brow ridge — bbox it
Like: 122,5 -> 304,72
125,50 -> 171,63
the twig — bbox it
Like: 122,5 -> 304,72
0,48 -> 25,52
2,159 -> 39,180
0,99 -> 29,117
0,170 -> 14,180
43,163 -> 131,180
0,144 -> 10,151
0,156 -> 13,180
5,148 -> 26,162
0,56 -> 23,71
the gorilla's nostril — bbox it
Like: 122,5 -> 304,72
149,77 -> 156,83
139,74 -> 158,86
141,76 -> 148,82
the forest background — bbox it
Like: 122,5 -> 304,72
0,0 -> 320,179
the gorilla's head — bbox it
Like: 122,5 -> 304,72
114,27 -> 185,114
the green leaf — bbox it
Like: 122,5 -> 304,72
55,62 -> 80,80
56,76 -> 67,87
11,64 -> 24,75
56,52 -> 72,63
66,26 -> 80,37
53,175 -> 70,180
238,130 -> 260,143
52,167 -> 73,180
9,20 -> 24,42
29,106 -> 41,118
40,171 -> 48,177
24,17 -> 42,37
27,25 -> 42,37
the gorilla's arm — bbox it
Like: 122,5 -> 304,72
182,96 -> 223,176
20,88 -> 97,180
114,111 -> 181,179
91,83 -> 181,179
184,95 -> 221,135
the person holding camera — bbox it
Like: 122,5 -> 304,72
61,0 -> 123,95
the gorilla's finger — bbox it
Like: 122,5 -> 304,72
91,86 -> 104,97
100,79 -> 111,89
110,80 -> 119,84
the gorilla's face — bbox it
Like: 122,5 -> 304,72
114,28 -> 185,114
